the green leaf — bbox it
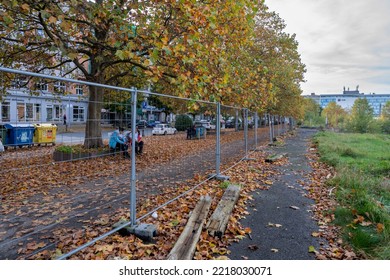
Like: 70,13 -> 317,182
115,50 -> 124,60
308,245 -> 316,253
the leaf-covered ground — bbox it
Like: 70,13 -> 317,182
0,127 -> 359,260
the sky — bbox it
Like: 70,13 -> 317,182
265,0 -> 390,95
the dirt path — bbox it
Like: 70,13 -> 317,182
228,128 -> 322,259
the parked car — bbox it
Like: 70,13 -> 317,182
225,120 -> 235,128
194,120 -> 216,130
147,120 -> 160,128
136,120 -> 147,129
152,124 -> 177,135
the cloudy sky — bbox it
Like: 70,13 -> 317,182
265,0 -> 390,95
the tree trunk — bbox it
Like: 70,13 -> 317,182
84,84 -> 104,148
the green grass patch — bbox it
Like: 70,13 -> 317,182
314,131 -> 390,259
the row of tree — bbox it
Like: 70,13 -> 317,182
0,0 -> 306,148
302,98 -> 390,134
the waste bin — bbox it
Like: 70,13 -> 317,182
0,125 -> 7,145
4,124 -> 35,148
33,123 -> 57,146
195,126 -> 206,139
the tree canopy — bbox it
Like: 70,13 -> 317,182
0,0 -> 305,147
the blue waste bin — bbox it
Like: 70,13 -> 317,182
195,126 -> 206,138
4,124 -> 35,148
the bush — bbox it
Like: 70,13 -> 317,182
175,114 -> 193,131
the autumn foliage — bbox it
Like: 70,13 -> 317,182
0,0 -> 305,148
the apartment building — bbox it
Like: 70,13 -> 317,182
305,87 -> 390,117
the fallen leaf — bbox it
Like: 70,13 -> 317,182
214,256 -> 230,260
311,232 -> 320,237
271,248 -> 279,253
308,245 -> 316,253
290,206 -> 300,210
248,245 -> 259,251
267,222 -> 282,228
377,223 -> 384,233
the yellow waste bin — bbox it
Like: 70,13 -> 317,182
33,123 -> 57,145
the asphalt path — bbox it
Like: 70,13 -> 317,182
228,128 -> 322,260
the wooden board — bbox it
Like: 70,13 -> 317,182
167,195 -> 212,260
206,184 -> 241,238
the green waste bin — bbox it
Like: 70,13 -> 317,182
33,123 -> 57,145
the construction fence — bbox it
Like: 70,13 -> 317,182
0,67 -> 292,259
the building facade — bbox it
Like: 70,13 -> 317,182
0,76 -> 88,125
306,87 -> 390,116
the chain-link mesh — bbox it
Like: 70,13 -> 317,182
0,67 -> 294,259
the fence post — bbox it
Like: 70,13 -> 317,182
269,113 -> 273,143
243,109 -> 255,161
244,108 -> 248,155
235,109 -> 239,131
254,111 -> 258,149
130,87 -> 137,226
214,103 -> 229,181
216,102 -> 221,176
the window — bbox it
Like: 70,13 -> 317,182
36,81 -> 48,91
73,106 -> 85,122
17,103 -> 25,121
54,81 -> 66,94
46,105 -> 53,121
26,103 -> 34,121
46,104 -> 63,121
1,102 -> 10,122
34,104 -> 41,121
11,76 -> 27,89
25,103 -> 41,121
54,105 -> 62,120
75,84 -> 83,95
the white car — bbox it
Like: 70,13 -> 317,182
152,124 -> 177,135
194,120 -> 216,130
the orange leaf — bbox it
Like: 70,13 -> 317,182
377,223 -> 384,233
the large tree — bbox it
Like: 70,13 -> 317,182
322,101 -> 347,128
1,0 -> 308,147
347,98 -> 374,133
0,0 -> 260,148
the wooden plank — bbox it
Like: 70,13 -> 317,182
167,195 -> 212,260
206,184 -> 241,238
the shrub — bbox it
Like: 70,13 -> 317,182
175,114 -> 193,131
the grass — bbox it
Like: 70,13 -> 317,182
55,144 -> 109,154
314,131 -> 390,259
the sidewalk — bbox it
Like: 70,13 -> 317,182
228,129 -> 322,259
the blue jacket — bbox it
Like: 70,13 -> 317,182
109,130 -> 125,149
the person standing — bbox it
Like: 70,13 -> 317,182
134,127 -> 144,155
127,127 -> 144,155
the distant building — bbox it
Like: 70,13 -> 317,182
0,75 -> 88,125
305,86 -> 390,116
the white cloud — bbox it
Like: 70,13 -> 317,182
265,0 -> 390,94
